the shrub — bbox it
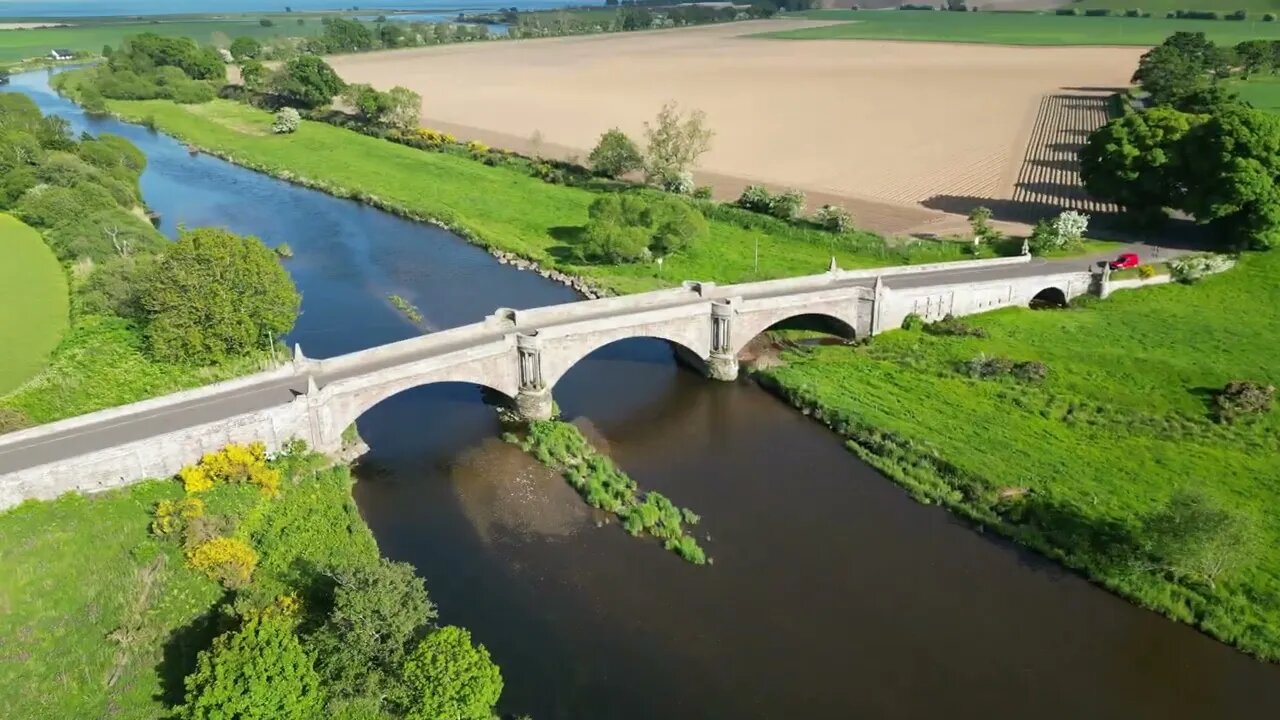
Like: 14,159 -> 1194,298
1051,209 -> 1089,248
401,626 -> 503,720
578,220 -> 651,263
272,107 -> 301,134
925,314 -> 988,338
1137,263 -> 1157,279
1169,253 -> 1233,283
813,203 -> 853,233
587,128 -> 643,179
964,353 -> 1014,379
1213,380 -> 1275,423
768,188 -> 806,220
1141,489 -> 1257,587
736,184 -> 773,213
1084,8 -> 1112,16
178,615 -> 323,720
1265,12 -> 1277,21
967,205 -> 995,241
0,407 -> 31,433
1125,9 -> 1144,17
186,536 -> 259,588
1056,8 -> 1080,15
692,185 -> 713,200
1011,360 -> 1048,383
578,193 -> 706,261
647,196 -> 708,255
1228,9 -> 1247,20
15,183 -> 118,228
660,169 -> 695,195
151,497 -> 205,537
179,464 -> 214,493
901,313 -> 924,331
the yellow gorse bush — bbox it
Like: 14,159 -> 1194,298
151,497 -> 206,537
177,442 -> 279,496
187,536 -> 258,589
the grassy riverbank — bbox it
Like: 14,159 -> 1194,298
506,419 -> 707,564
0,452 -> 374,718
64,93 -> 990,295
0,215 -> 68,395
767,10 -> 1280,46
760,251 -> 1280,660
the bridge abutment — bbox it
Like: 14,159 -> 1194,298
706,354 -> 739,382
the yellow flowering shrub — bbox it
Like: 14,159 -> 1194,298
247,464 -> 282,498
187,536 -> 258,589
201,442 -> 268,482
179,465 -> 214,493
466,140 -> 489,154
152,497 -> 205,538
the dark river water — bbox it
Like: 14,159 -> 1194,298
8,70 -> 1280,719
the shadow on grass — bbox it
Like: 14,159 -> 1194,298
154,601 -> 232,708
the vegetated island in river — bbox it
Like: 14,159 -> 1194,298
503,415 -> 708,565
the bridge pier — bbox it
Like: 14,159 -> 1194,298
706,354 -> 739,382
707,300 -> 739,382
515,388 -> 555,422
515,331 -> 554,421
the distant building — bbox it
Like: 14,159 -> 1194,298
49,49 -> 75,61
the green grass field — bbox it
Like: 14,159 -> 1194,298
1231,73 -> 1280,111
0,16 -> 325,63
763,251 -> 1280,659
1072,0 -> 1280,12
0,214 -> 68,395
80,95 -> 990,295
770,9 -> 1280,45
0,459 -> 378,719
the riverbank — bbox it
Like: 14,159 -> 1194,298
39,79 -> 1280,660
757,251 -> 1280,661
0,446 -> 488,718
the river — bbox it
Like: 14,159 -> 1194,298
7,69 -> 1280,718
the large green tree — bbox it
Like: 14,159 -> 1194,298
1179,103 -> 1280,249
140,227 -> 300,363
270,56 -> 346,109
400,626 -> 503,720
178,616 -> 323,720
229,36 -> 263,61
1080,106 -> 1200,224
309,559 -> 437,702
588,128 -> 644,179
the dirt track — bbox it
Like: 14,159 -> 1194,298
329,21 -> 1141,233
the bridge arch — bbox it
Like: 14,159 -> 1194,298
730,308 -> 860,357
540,331 -> 709,391
1030,286 -> 1068,308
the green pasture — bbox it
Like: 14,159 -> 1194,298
0,214 -> 68,395
770,9 -> 1280,45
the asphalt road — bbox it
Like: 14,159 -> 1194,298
0,251 -> 1144,476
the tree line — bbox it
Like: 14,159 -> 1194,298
1082,31 -> 1280,249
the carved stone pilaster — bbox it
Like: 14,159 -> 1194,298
515,332 -> 553,420
708,300 -> 738,381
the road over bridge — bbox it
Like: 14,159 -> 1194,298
0,254 -> 1100,509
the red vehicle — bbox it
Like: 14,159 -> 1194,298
1109,252 -> 1140,270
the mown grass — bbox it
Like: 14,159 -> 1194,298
0,214 -> 68,395
761,250 -> 1280,660
1231,73 -> 1280,113
768,9 -> 1280,45
0,457 -> 377,719
81,95 -> 990,295
1073,0 -> 1280,12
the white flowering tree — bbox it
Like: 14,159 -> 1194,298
272,107 -> 301,135
1052,210 -> 1089,248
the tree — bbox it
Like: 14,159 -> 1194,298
270,55 -> 345,109
1142,489 -> 1257,588
1080,106 -> 1200,223
1178,103 -> 1280,249
342,83 -> 394,124
241,59 -> 266,90
383,87 -> 421,130
140,227 -> 300,363
400,626 -> 503,720
967,205 -> 994,240
178,616 -> 323,720
642,101 -> 713,187
647,195 -> 708,254
230,36 -> 263,61
321,18 -> 376,52
309,559 -> 437,702
1235,39 -> 1272,77
588,128 -> 643,179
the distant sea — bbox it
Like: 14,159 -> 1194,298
0,0 -> 585,18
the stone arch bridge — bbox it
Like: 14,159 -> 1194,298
0,255 -> 1094,509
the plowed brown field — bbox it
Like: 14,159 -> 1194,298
328,21 -> 1141,232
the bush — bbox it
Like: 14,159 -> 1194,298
15,183 -> 118,228
692,185 -> 713,200
587,128 -> 643,179
659,169 -> 695,195
1012,360 -> 1048,383
1137,263 -> 1157,279
577,193 -> 707,262
1169,253 -> 1233,283
151,497 -> 205,538
813,204 -> 853,233
178,615 -> 323,720
1213,380 -> 1275,423
736,184 -> 773,213
186,536 -> 259,588
270,55 -> 345,109
1056,7 -> 1080,15
901,313 -> 924,331
1141,489 -> 1257,587
768,188 -> 806,220
648,196 -> 708,254
964,354 -> 1047,383
1228,9 -> 1247,20
1125,9 -> 1144,17
400,626 -> 503,720
45,207 -> 165,264
1265,12 -> 1276,21
925,314 -> 988,338
1084,8 -> 1112,16
272,107 -> 301,134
